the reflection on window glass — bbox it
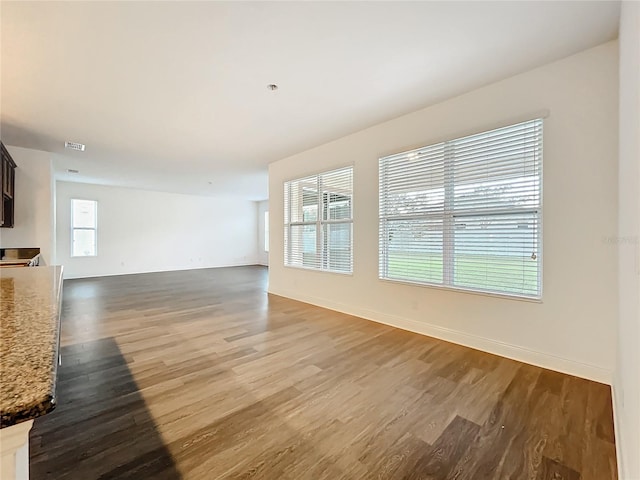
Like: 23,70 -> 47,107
72,229 -> 96,257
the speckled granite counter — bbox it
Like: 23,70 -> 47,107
0,266 -> 63,428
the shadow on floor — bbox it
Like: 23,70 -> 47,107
29,337 -> 181,480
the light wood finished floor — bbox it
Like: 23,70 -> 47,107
30,266 -> 617,479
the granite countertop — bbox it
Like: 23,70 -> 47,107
0,266 -> 63,428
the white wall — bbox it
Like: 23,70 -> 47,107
0,146 -> 55,265
56,181 -> 259,278
615,2 -> 640,479
269,41 -> 619,384
257,200 -> 269,266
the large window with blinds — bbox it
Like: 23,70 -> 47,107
379,119 -> 543,298
284,166 -> 353,273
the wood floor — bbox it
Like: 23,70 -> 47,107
29,266 -> 617,480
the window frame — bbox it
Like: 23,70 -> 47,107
284,166 -> 354,274
70,198 -> 98,258
378,119 -> 543,301
264,211 -> 269,253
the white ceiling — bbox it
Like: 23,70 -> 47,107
1,1 -> 620,200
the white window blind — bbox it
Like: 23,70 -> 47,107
379,119 -> 542,298
284,166 -> 353,273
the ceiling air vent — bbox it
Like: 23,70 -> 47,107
65,141 -> 85,152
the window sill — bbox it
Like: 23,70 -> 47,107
378,277 -> 542,303
284,264 -> 353,276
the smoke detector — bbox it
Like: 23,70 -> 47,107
65,141 -> 85,152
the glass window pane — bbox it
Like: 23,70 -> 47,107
453,177 -> 541,211
72,199 -> 97,228
302,189 -> 318,221
381,218 -> 443,284
326,194 -> 352,221
73,229 -> 96,257
453,213 -> 539,296
288,178 -> 318,223
322,167 -> 353,221
287,224 -> 318,268
324,223 -> 352,272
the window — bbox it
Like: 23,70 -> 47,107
379,119 -> 542,298
284,166 -> 353,273
71,199 -> 97,257
264,211 -> 269,252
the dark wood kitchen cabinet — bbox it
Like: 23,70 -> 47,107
1,142 -> 17,228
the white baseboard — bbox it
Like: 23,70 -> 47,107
269,287 -> 613,385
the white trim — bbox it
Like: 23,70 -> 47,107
284,264 -> 353,276
611,381 -> 625,480
377,277 -> 542,303
0,419 -> 34,480
268,287 -> 613,384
